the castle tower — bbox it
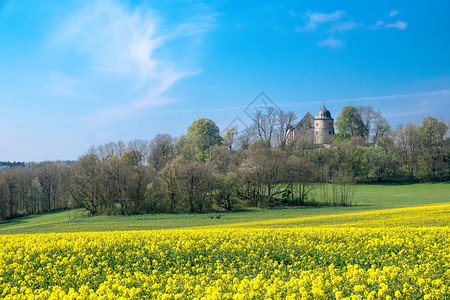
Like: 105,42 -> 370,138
314,105 -> 334,145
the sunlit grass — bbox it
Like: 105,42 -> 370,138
0,183 -> 448,235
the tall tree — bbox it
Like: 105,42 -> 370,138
335,106 -> 367,140
222,127 -> 238,150
37,162 -> 63,212
208,145 -> 240,174
68,152 -> 106,216
373,117 -> 393,148
276,110 -> 297,149
395,123 -> 422,180
148,134 -> 175,171
419,117 -> 448,181
118,150 -> 152,214
127,139 -> 151,166
239,142 -> 288,207
357,105 -> 382,142
158,157 -> 184,213
212,172 -> 241,211
366,146 -> 396,182
251,106 -> 278,146
286,156 -> 316,205
182,118 -> 222,161
176,158 -> 213,213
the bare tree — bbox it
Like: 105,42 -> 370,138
208,145 -> 240,174
373,117 -> 393,147
127,139 -> 151,165
68,152 -> 106,215
158,157 -> 183,213
236,127 -> 256,150
212,172 -> 241,211
395,123 -> 422,180
96,141 -> 126,160
357,105 -> 382,142
37,162 -> 64,212
251,107 -> 278,146
176,158 -> 213,213
286,156 -> 316,204
238,142 -> 288,207
148,134 -> 175,171
276,110 -> 297,149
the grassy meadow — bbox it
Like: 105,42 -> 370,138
0,183 -> 448,235
0,183 -> 449,299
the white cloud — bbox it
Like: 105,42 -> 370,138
51,2 -> 163,76
385,21 -> 408,30
50,0 -> 215,124
372,19 -> 407,30
330,20 -> 357,32
371,20 -> 384,29
300,10 -> 345,31
389,10 -> 399,17
318,37 -> 343,48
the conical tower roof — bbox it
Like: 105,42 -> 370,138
315,106 -> 333,120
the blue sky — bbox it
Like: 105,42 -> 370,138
0,0 -> 449,161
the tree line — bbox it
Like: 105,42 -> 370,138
0,106 -> 449,219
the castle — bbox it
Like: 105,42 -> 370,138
286,106 -> 335,146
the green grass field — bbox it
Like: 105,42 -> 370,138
0,183 -> 448,235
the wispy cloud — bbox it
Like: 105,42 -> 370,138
327,89 -> 450,104
296,10 -> 357,47
385,20 -> 408,30
330,20 -> 358,32
389,10 -> 399,17
298,10 -> 345,31
281,89 -> 450,107
50,0 -> 215,124
318,36 -> 343,48
372,11 -> 407,31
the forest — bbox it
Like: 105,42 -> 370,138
0,105 -> 449,220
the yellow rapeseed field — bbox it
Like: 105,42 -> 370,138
1,204 -> 449,299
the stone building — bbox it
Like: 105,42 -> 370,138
286,106 -> 335,146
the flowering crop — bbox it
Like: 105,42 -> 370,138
0,204 -> 449,299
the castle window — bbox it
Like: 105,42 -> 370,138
316,123 -> 318,126
329,122 -> 331,126
329,131 -> 332,134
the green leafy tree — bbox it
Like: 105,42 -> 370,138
335,106 -> 367,140
331,137 -> 368,179
181,118 -> 222,161
222,127 -> 238,150
366,146 -> 396,182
